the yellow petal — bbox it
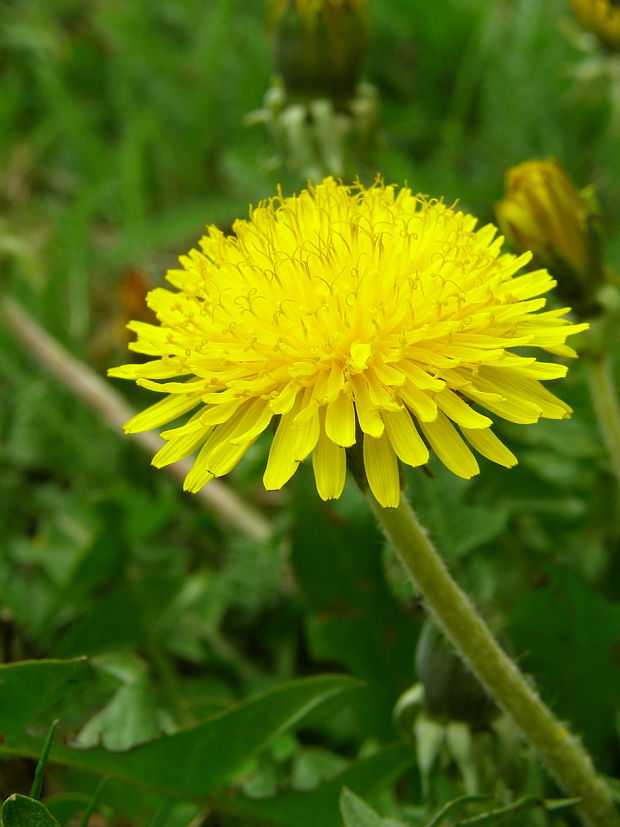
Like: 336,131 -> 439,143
399,382 -> 437,422
435,388 -> 492,429
207,438 -> 256,476
481,367 -> 571,419
350,375 -> 384,437
153,415 -> 212,469
199,397 -> 248,427
312,428 -> 346,500
108,359 -> 185,380
462,427 -> 517,468
186,399 -> 271,481
383,408 -> 429,467
263,408 -> 303,490
230,400 -> 274,443
325,391 -> 356,447
349,342 -> 372,372
419,412 -> 479,479
124,393 -> 203,434
183,442 -> 216,492
269,381 -> 301,415
363,432 -> 400,508
463,382 -> 542,424
137,378 -> 208,394
400,360 -> 445,391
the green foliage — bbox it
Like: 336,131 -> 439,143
340,787 -> 405,827
291,471 -> 420,739
1,795 -> 61,827
507,564 -> 620,770
3,0 -> 620,824
0,659 -> 357,797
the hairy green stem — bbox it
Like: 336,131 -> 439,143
587,354 -> 620,485
369,493 -> 620,827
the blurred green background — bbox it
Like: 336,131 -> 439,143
2,0 -> 620,825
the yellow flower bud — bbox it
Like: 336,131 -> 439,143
570,0 -> 620,51
496,159 -> 604,311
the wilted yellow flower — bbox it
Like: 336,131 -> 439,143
110,178 -> 586,508
496,159 -> 601,308
571,0 -> 620,51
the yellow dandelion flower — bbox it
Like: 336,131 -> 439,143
571,0 -> 620,50
109,178 -> 586,508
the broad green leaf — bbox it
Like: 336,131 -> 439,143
0,658 -> 90,743
1,671 -> 357,800
1,795 -> 61,827
223,744 -> 414,827
291,472 -> 419,739
507,563 -> 620,770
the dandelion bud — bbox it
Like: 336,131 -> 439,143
271,0 -> 369,100
570,0 -> 620,52
415,620 -> 496,730
496,159 -> 605,313
257,1 -> 377,178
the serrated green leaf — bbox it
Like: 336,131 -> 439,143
1,673 -> 357,800
1,795 -> 61,827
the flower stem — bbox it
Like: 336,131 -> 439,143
368,493 -> 620,827
586,354 -> 620,485
1,294 -> 271,543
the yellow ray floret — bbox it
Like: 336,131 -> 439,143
109,177 -> 587,508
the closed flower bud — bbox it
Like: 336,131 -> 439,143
571,0 -> 620,51
270,0 -> 369,100
496,159 -> 605,314
415,620 -> 496,730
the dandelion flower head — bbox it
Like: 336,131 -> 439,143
109,178 -> 586,508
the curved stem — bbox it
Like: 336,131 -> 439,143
1,294 -> 271,543
586,354 -> 620,485
368,493 -> 620,827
